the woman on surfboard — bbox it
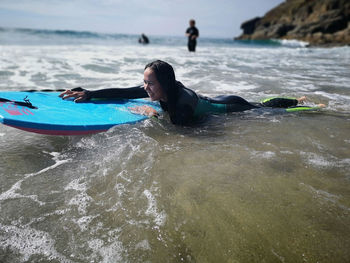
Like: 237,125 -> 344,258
60,60 -> 324,125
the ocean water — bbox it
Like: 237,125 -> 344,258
0,28 -> 349,262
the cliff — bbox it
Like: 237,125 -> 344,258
235,0 -> 350,46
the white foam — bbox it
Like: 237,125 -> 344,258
339,158 -> 350,167
0,155 -> 70,204
300,152 -> 332,168
135,239 -> 151,250
64,178 -> 87,192
251,150 -> 276,159
115,182 -> 126,197
213,81 -> 257,93
281,150 -> 293,155
88,238 -> 104,250
0,223 -> 72,262
314,91 -> 350,101
76,215 -> 96,231
143,189 -> 166,227
300,151 -> 350,170
97,240 -> 124,263
276,39 -> 309,48
67,192 -> 92,215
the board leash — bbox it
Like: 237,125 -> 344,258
0,96 -> 38,109
0,88 -> 82,110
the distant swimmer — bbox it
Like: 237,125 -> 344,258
60,60 -> 325,126
185,19 -> 199,52
138,33 -> 149,44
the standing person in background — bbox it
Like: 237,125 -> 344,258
138,33 -> 149,44
185,19 -> 199,52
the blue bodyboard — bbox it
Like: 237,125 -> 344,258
0,91 -> 161,135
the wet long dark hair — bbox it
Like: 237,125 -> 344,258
144,60 -> 179,121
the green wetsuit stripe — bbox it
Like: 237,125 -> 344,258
194,98 -> 227,117
285,106 -> 319,112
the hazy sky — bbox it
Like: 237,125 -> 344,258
0,0 -> 284,38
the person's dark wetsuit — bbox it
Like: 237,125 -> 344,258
186,26 -> 199,52
78,81 -> 299,125
138,34 -> 149,44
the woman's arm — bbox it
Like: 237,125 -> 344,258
60,86 -> 148,102
88,86 -> 148,100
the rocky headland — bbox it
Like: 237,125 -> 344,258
235,0 -> 350,46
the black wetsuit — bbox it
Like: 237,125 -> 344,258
138,34 -> 149,44
186,26 -> 199,52
81,81 -> 298,125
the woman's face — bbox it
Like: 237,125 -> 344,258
143,68 -> 167,101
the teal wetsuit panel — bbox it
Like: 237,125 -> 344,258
193,98 -> 227,117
